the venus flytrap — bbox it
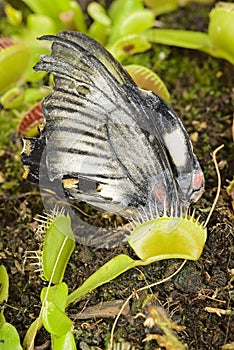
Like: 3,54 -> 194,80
128,215 -> 206,261
106,0 -> 146,45
105,0 -> 155,60
143,2 -> 234,65
20,201 -> 208,347
17,101 -> 44,137
23,209 -> 76,350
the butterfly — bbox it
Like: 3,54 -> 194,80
21,31 -> 204,224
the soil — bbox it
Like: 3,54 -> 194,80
0,2 -> 234,350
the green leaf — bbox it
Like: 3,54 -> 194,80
124,64 -> 170,100
42,216 -> 75,284
67,254 -> 140,305
120,10 -> 154,36
0,323 -> 22,350
52,331 -> 76,350
128,216 -> 207,262
143,27 -> 234,65
143,29 -> 211,50
0,265 -> 9,302
22,317 -> 42,350
40,283 -> 68,312
69,1 -> 86,33
42,301 -> 73,336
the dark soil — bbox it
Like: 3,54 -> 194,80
0,2 -> 234,350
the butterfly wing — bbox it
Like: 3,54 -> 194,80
22,31 -> 204,220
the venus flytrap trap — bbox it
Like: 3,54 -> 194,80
107,34 -> 152,63
36,208 -> 75,283
207,2 -> 234,64
0,87 -> 24,110
0,38 -> 30,95
17,101 -> 44,137
128,215 -> 206,261
105,0 -> 155,61
125,64 -> 170,101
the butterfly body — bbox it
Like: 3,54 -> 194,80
21,31 -> 204,222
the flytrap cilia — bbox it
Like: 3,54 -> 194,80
21,31 -> 207,258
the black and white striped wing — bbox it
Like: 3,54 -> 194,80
24,31 -> 203,219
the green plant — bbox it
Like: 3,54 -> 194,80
0,203 -> 206,349
2,0 -> 233,107
5,0 -> 173,81
143,2 -> 234,65
0,265 -> 23,350
29,208 -> 207,347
